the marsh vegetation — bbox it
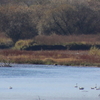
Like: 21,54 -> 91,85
0,0 -> 100,66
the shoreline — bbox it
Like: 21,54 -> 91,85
0,50 -> 100,67
0,62 -> 99,68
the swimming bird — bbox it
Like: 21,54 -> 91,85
91,87 -> 95,89
9,86 -> 12,89
91,84 -> 97,89
96,87 -> 100,90
75,83 -> 78,88
95,84 -> 97,88
79,87 -> 84,90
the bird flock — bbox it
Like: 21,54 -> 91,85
75,83 -> 100,90
74,83 -> 100,97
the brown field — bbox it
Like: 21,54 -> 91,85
0,49 -> 100,67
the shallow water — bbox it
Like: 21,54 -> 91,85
0,64 -> 100,100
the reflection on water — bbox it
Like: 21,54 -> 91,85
0,64 -> 100,100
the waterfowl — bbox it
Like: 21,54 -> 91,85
91,84 -> 97,89
95,84 -> 97,88
54,63 -> 58,66
91,87 -> 95,89
79,87 -> 84,90
96,87 -> 100,90
9,86 -> 12,89
75,83 -> 78,88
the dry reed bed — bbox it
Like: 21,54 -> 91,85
0,49 -> 100,66
34,34 -> 100,45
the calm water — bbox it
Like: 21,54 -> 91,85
0,64 -> 100,100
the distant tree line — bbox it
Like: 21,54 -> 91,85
0,0 -> 100,44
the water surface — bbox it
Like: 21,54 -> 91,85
0,64 -> 100,100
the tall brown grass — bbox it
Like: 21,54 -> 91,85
89,46 -> 100,56
0,34 -> 100,66
0,49 -> 100,66
34,34 -> 100,45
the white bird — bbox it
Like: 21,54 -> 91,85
96,87 -> 100,90
79,87 -> 84,90
9,86 -> 12,89
91,84 -> 97,89
75,83 -> 78,88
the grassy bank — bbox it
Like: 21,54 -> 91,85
0,49 -> 100,67
0,34 -> 100,67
